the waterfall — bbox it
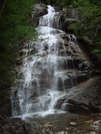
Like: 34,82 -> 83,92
11,5 -> 90,119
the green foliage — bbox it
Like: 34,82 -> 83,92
92,49 -> 100,54
73,0 -> 90,7
55,0 -> 73,7
0,0 -> 37,106
67,0 -> 101,58
68,22 -> 80,34
78,1 -> 101,56
0,0 -> 36,47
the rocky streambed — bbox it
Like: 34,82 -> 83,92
0,113 -> 101,134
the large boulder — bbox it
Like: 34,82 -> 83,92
55,76 -> 101,114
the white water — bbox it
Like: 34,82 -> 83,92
11,5 -> 84,119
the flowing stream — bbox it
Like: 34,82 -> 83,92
11,5 -> 89,119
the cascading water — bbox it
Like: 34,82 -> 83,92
11,5 -> 91,119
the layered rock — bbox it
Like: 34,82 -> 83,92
60,6 -> 101,69
13,32 -> 99,115
55,76 -> 101,113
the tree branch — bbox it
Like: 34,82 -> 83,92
0,125 -> 6,134
0,0 -> 7,20
0,115 -> 7,123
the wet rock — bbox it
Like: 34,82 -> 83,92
65,103 -> 75,112
31,3 -> 47,25
77,73 -> 88,83
79,61 -> 93,71
67,59 -> 81,69
25,121 -> 42,134
41,51 -> 48,57
0,118 -> 29,134
65,18 -> 77,26
64,39 -> 69,46
67,7 -> 77,19
59,49 -> 66,56
56,76 -> 101,114
68,76 -> 101,113
19,49 -> 27,56
58,39 -> 64,46
14,66 -> 21,74
55,97 -> 66,109
57,75 -> 72,90
15,57 -> 22,65
60,34 -> 70,41
52,13 -> 60,29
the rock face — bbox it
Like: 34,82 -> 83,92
13,32 -> 101,115
31,3 -> 47,25
60,6 -> 101,69
60,7 -> 77,32
55,76 -> 101,113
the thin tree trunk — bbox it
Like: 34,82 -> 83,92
0,0 -> 7,20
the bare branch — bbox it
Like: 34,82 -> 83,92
0,125 -> 6,134
0,115 -> 7,123
0,0 -> 7,20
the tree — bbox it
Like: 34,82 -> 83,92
0,0 -> 36,48
0,0 -> 37,89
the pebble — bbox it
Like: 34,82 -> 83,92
66,127 -> 69,131
70,122 -> 76,126
44,122 -> 52,128
85,119 -> 93,124
93,120 -> 101,125
57,131 -> 65,134
91,124 -> 101,128
89,131 -> 96,134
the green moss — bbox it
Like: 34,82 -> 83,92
68,22 -> 79,34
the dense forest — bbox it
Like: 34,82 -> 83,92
0,0 -> 101,109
